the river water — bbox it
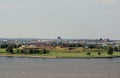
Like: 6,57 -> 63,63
0,57 -> 120,78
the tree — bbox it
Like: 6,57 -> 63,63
88,44 -> 97,49
98,51 -> 101,55
117,46 -> 120,52
0,44 -> 8,48
42,49 -> 49,54
6,45 -> 14,54
107,46 -> 113,55
113,47 -> 118,52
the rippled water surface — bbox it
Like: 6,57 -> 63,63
0,57 -> 120,78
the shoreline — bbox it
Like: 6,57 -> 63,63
0,54 -> 120,59
0,54 -> 57,58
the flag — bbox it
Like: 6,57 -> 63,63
58,36 -> 62,40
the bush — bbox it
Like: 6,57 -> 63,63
14,49 -> 21,54
29,49 -> 40,54
8,48 -> 50,54
19,49 -> 24,54
86,52 -> 91,55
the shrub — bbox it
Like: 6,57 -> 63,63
86,51 -> 91,55
14,49 -> 21,54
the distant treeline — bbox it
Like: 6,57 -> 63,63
5,44 -> 50,54
1,43 -> 120,55
0,44 -> 21,48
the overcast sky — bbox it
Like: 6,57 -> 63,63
0,0 -> 120,39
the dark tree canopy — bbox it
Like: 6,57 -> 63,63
6,45 -> 14,54
107,46 -> 113,55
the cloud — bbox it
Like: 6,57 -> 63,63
97,0 -> 117,4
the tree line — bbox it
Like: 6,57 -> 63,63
5,44 -> 49,54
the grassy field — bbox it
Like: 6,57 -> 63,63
46,51 -> 120,58
0,48 -> 120,58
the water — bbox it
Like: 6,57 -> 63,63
0,57 -> 120,78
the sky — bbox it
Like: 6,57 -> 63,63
0,0 -> 120,39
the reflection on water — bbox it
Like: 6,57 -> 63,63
0,57 -> 120,78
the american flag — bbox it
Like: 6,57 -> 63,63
58,36 -> 62,40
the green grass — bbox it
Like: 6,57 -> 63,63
0,48 -> 120,58
42,51 -> 120,58
0,49 -> 7,54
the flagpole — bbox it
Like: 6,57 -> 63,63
57,37 -> 58,47
57,36 -> 61,47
